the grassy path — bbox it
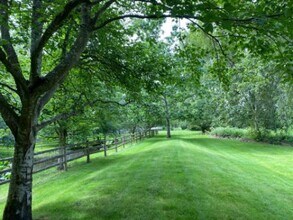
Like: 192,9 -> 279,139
0,131 -> 292,219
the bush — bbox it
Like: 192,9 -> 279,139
181,125 -> 187,130
189,125 -> 201,131
211,127 -> 293,145
261,133 -> 293,145
211,127 -> 248,139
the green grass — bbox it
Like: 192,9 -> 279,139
0,130 -> 292,219
0,147 -> 13,158
0,141 -> 59,158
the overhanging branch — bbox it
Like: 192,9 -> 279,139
94,14 -> 201,30
36,111 -> 78,131
0,0 -> 27,93
34,4 -> 91,96
31,0 -> 90,80
36,95 -> 132,131
188,19 -> 235,66
0,92 -> 19,136
0,82 -> 17,93
91,0 -> 117,26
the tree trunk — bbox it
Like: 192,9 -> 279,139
166,117 -> 171,138
163,95 -> 171,138
250,91 -> 261,139
3,127 -> 36,220
57,125 -> 67,170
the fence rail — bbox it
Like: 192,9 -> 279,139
0,130 -> 158,185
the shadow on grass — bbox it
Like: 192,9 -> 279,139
181,136 -> 293,155
32,145 -> 174,220
31,133 -> 293,220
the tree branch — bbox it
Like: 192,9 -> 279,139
0,82 -> 17,93
35,84 -> 59,118
0,48 -> 24,94
223,13 -> 283,23
0,92 -> 19,136
94,14 -> 201,30
91,0 -> 117,26
188,19 -> 234,66
88,97 -> 133,107
36,94 -> 132,131
30,0 -> 43,82
33,3 -> 91,96
0,0 -> 27,93
31,0 -> 90,79
36,111 -> 77,131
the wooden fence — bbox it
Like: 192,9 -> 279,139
0,130 -> 158,185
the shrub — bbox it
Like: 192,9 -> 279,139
181,125 -> 187,130
262,133 -> 293,145
189,125 -> 201,131
211,127 -> 248,139
211,127 -> 293,145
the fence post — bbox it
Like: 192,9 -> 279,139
86,141 -> 90,163
63,146 -> 68,171
58,147 -> 64,170
104,137 -> 107,157
122,136 -> 125,148
134,133 -> 136,143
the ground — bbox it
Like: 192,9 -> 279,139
0,130 -> 292,219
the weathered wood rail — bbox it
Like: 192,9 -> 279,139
0,130 -> 158,185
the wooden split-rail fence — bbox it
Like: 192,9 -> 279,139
0,130 -> 158,185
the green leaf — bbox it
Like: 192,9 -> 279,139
203,23 -> 213,33
222,21 -> 232,31
224,3 -> 235,12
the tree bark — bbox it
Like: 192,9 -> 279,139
163,95 -> 171,138
3,116 -> 37,220
57,124 -> 67,170
166,117 -> 171,138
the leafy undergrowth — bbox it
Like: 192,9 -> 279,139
0,131 -> 292,219
211,127 -> 293,145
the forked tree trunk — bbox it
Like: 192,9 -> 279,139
3,125 -> 37,220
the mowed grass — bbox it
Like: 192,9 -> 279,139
0,141 -> 59,159
0,147 -> 13,158
0,130 -> 292,219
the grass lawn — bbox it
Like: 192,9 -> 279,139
0,147 -> 13,158
0,130 -> 292,219
0,141 -> 59,159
